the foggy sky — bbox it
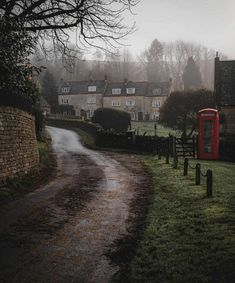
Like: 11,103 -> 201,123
125,0 -> 235,58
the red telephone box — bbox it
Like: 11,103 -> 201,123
198,108 -> 219,160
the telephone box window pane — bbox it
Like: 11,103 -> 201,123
203,120 -> 213,153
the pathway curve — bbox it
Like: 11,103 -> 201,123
0,127 -> 147,282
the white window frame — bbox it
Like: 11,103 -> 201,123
152,100 -> 161,108
152,113 -> 159,120
62,87 -> 70,93
152,88 -> 162,96
87,97 -> 96,104
130,112 -> 135,120
112,88 -> 121,95
90,109 -> 94,117
62,98 -> 69,104
88,86 -> 97,92
112,100 -> 121,107
126,88 -> 135,94
126,100 -> 135,106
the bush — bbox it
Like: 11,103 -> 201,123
92,108 -> 131,133
0,92 -> 33,113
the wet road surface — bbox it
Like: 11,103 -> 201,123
0,127 -> 147,282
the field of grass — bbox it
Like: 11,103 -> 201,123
128,157 -> 235,282
131,121 -> 178,137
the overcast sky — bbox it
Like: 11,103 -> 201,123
124,0 -> 235,58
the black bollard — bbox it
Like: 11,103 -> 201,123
195,163 -> 201,185
207,169 -> 213,197
183,158 -> 188,176
166,152 -> 169,164
173,155 -> 178,169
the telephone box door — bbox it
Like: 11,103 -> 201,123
198,108 -> 219,160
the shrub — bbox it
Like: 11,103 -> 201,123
0,92 -> 33,113
92,108 -> 131,132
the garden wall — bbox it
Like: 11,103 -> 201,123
0,106 -> 39,183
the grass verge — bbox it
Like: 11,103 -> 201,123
127,157 -> 235,283
0,136 -> 56,206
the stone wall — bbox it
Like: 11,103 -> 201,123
219,106 -> 235,161
0,106 -> 39,183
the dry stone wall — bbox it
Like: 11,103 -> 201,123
0,106 -> 39,183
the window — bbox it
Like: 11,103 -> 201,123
90,110 -> 94,117
152,100 -> 161,108
126,100 -> 135,106
126,88 -> 135,94
62,87 -> 70,93
112,88 -> 121,95
152,88 -> 162,95
62,98 -> 69,104
152,114 -> 159,120
87,97 -> 96,104
88,86 -> 96,92
130,112 -> 135,120
112,100 -> 121,107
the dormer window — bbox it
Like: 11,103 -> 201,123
62,87 -> 70,93
112,88 -> 121,95
126,88 -> 135,94
88,86 -> 96,92
152,88 -> 162,95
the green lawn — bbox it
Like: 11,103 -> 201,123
131,121 -> 178,137
128,157 -> 235,282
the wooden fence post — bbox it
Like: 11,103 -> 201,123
195,163 -> 201,185
207,170 -> 213,197
183,158 -> 188,176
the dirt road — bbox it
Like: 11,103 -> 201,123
0,127 -> 149,282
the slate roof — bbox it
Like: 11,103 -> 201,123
59,80 -> 107,95
59,80 -> 171,96
104,81 -> 149,96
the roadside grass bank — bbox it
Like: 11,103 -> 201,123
0,136 -> 56,206
125,157 -> 235,283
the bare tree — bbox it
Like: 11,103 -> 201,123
0,0 -> 139,56
140,39 -> 167,82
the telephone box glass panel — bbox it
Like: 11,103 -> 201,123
203,120 -> 213,153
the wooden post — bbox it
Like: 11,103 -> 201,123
184,158 -> 188,176
195,163 -> 201,185
207,169 -> 213,197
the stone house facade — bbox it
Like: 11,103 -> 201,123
58,80 -> 107,119
58,80 -> 171,121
